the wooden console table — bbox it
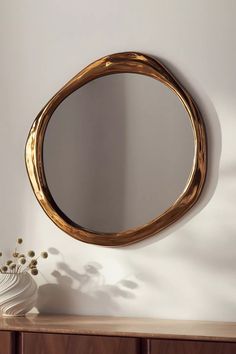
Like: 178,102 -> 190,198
0,315 -> 236,354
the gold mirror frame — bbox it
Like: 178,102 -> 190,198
25,52 -> 207,246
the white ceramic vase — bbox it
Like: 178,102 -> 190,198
0,272 -> 37,317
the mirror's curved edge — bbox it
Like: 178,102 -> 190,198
25,52 -> 207,246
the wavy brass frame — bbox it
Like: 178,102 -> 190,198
25,52 -> 207,246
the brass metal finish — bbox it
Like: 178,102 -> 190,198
25,52 -> 207,246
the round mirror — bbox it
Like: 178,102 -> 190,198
43,74 -> 195,233
25,52 -> 207,245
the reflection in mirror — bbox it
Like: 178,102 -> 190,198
43,73 -> 195,233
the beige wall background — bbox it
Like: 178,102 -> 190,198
0,0 -> 235,320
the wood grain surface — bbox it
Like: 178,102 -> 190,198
0,315 -> 236,343
149,339 -> 236,354
0,331 -> 15,354
21,332 -> 140,354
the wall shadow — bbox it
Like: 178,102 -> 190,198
36,249 -> 139,315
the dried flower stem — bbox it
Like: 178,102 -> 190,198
0,238 -> 48,276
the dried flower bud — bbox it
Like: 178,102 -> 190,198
41,252 -> 48,259
9,263 -> 16,270
31,268 -> 38,276
17,238 -> 23,244
30,264 -> 37,269
0,252 -> 2,257
28,251 -> 35,258
19,254 -> 25,258
20,258 -> 26,265
6,260 -> 13,266
12,252 -> 19,258
1,266 -> 8,272
30,259 -> 37,266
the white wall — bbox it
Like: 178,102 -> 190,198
0,0 -> 236,321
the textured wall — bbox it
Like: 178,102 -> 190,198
0,0 -> 235,320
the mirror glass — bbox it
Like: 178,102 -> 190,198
43,73 -> 195,233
